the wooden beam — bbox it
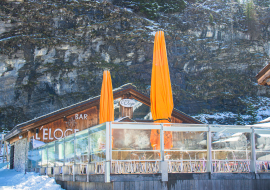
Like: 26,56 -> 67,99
258,69 -> 270,85
9,132 -> 27,144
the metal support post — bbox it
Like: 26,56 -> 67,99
73,164 -> 80,182
54,141 -> 56,168
46,145 -> 48,168
46,167 -> 52,175
63,138 -> 65,166
207,125 -> 212,173
74,134 -> 76,165
40,167 -> 46,175
41,148 -> 43,168
88,128 -> 91,163
160,124 -> 168,181
250,127 -> 256,173
53,166 -> 61,177
160,124 -> 164,161
87,163 -> 95,182
62,165 -> 69,181
87,128 -> 91,183
105,122 -> 111,183
0,134 -> 3,163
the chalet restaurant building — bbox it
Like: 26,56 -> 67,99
4,84 -> 201,172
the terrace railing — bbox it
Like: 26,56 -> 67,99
27,122 -> 270,182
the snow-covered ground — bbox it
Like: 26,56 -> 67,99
193,96 -> 270,125
0,163 -> 63,190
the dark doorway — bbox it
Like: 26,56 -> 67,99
10,145 -> 14,169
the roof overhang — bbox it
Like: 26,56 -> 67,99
4,83 -> 202,141
256,63 -> 270,86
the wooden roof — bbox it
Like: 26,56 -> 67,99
256,63 -> 270,86
4,83 -> 202,141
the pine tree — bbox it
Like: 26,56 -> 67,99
236,111 -> 245,125
244,0 -> 260,40
247,104 -> 257,125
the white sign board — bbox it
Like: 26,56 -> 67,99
120,99 -> 136,107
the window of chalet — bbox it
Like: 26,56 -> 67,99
114,98 -> 121,119
132,100 -> 152,120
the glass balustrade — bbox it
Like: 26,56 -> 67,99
65,134 -> 75,166
89,124 -> 106,163
41,146 -> 48,168
55,139 -> 64,166
75,130 -> 89,165
111,128 -> 160,161
27,122 -> 270,174
37,147 -> 42,168
47,141 -> 55,167
255,128 -> 270,173
211,125 -> 252,173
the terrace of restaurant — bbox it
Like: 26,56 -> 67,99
27,122 -> 270,190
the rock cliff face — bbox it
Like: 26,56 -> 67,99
0,0 -> 270,131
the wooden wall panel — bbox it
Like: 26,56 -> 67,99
33,106 -> 98,143
120,106 -> 133,119
171,116 -> 183,123
10,132 -> 27,144
119,96 -> 134,119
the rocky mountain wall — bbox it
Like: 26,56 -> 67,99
0,0 -> 270,131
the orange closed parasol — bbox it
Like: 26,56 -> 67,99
150,31 -> 174,150
99,70 -> 114,124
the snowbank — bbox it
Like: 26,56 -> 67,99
0,166 -> 63,190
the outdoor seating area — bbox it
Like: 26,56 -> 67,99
27,122 -> 270,181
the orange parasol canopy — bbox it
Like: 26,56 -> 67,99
150,31 -> 174,150
99,70 -> 114,124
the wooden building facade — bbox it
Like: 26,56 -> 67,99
4,83 -> 201,172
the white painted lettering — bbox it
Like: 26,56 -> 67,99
43,128 -> 48,140
79,114 -> 83,119
74,129 -> 79,133
75,113 -> 88,120
49,128 -> 53,140
120,99 -> 136,107
64,129 -> 72,137
35,132 -> 40,140
54,129 -> 63,140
